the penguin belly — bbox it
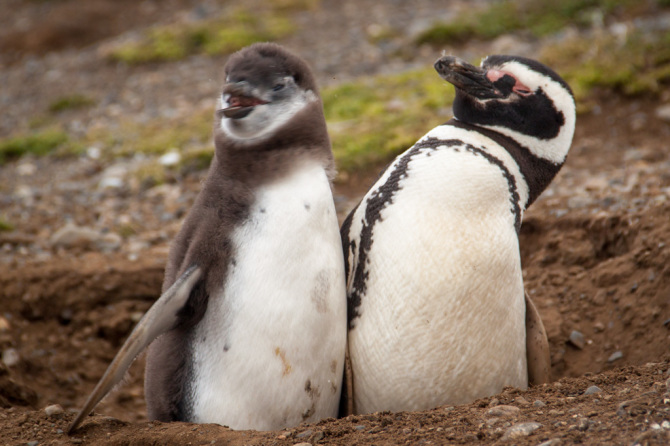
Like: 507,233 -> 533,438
189,163 -> 347,430
349,147 -> 527,414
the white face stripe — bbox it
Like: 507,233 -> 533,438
220,89 -> 317,142
478,60 -> 576,164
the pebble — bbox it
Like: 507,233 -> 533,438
584,385 -> 602,395
159,150 -> 181,166
485,405 -> 520,417
27,441 -> 39,446
354,425 -> 366,431
608,351 -> 624,362
577,417 -> 590,431
2,348 -> 20,367
0,316 -> 10,332
50,223 -> 121,252
44,404 -> 64,416
539,439 -> 563,446
293,444 -> 311,446
502,421 -> 542,440
514,396 -> 530,406
17,162 -> 37,176
296,429 -> 312,438
568,330 -> 586,349
533,400 -> 546,408
655,104 -> 670,122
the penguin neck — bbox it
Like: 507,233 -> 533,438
214,102 -> 334,186
446,118 -> 562,208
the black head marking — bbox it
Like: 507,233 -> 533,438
437,54 -> 573,141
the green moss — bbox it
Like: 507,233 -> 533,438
90,108 -> 213,158
0,218 -> 14,232
48,94 -> 96,113
0,129 -> 68,164
323,67 -> 455,172
109,7 -> 296,64
181,147 -> 214,171
540,27 -> 670,105
416,0 -> 643,45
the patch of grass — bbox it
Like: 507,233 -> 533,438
540,27 -> 670,106
323,67 -> 455,172
109,7 -> 295,64
416,0 -> 643,45
0,129 -> 68,164
84,108 -> 213,159
0,218 -> 14,232
48,94 -> 95,113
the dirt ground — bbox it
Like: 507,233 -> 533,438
1,1 -> 670,445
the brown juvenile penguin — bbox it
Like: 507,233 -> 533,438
69,42 -> 346,432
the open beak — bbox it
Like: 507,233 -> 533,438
221,81 -> 268,119
434,56 -> 502,100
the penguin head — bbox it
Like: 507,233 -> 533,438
435,55 -> 576,165
217,42 -> 320,141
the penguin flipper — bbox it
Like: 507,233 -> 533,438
525,291 -> 551,386
67,265 -> 203,434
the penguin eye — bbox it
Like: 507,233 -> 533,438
272,83 -> 285,92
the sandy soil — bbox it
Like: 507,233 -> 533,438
1,1 -> 669,445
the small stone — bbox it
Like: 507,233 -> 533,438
655,104 -> 670,122
584,385 -> 602,395
533,400 -> 546,408
593,322 -> 605,332
44,404 -> 64,416
502,421 -> 542,440
354,425 -> 366,431
27,441 -> 39,446
2,348 -> 20,367
312,431 -> 324,442
486,405 -> 520,417
568,330 -> 586,349
538,439 -> 563,446
159,150 -> 181,167
87,146 -> 101,159
515,396 -> 530,406
17,162 -> 37,176
296,430 -> 313,438
50,223 -> 101,249
99,176 -> 124,189
292,443 -> 312,446
577,417 -> 590,431
608,351 -> 624,362
0,316 -> 10,332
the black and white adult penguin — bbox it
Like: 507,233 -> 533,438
339,55 -> 576,415
68,43 -> 347,432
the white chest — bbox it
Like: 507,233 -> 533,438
347,129 -> 528,414
189,163 -> 347,430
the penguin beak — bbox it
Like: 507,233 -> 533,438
221,81 -> 268,119
434,56 -> 502,100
